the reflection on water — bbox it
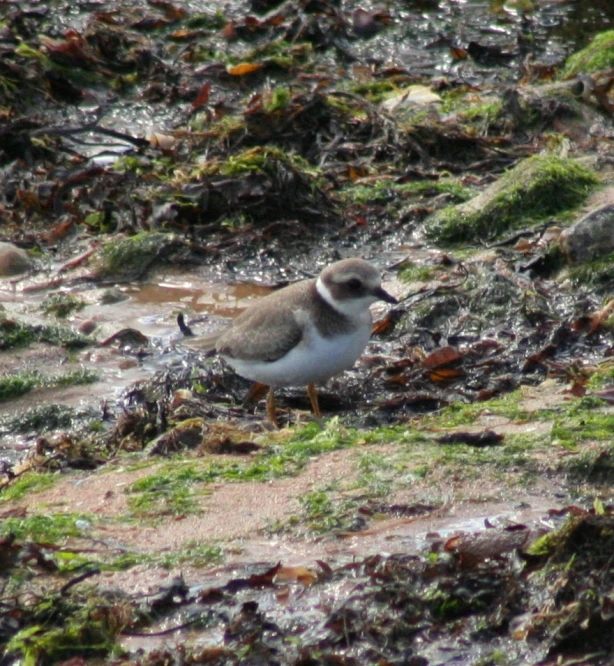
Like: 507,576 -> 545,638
127,280 -> 271,319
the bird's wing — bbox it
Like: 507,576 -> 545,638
216,304 -> 303,363
182,328 -> 227,353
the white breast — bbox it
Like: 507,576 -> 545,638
223,314 -> 372,388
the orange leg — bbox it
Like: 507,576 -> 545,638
246,382 -> 269,403
307,383 -> 321,418
266,388 -> 280,428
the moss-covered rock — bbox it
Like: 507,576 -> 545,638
562,30 -> 614,78
93,232 -> 180,282
424,155 -> 598,245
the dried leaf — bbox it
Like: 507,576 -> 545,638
248,562 -> 282,585
192,82 -> 210,109
275,565 -> 318,585
422,346 -> 463,369
428,367 -> 465,381
227,62 -> 263,76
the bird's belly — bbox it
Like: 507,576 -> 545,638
222,326 -> 371,387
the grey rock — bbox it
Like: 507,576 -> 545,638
560,204 -> 614,264
0,242 -> 33,277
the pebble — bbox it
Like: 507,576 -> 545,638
0,241 -> 33,277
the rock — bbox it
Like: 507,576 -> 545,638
562,29 -> 614,78
78,320 -> 98,335
0,242 -> 33,277
380,85 -> 442,113
424,155 -> 598,245
93,232 -> 180,282
560,204 -> 614,264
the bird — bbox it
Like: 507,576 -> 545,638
188,258 -> 397,426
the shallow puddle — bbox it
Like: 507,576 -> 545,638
0,274 -> 271,456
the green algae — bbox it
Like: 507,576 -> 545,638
425,155 -> 598,245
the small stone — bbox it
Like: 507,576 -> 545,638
78,319 -> 98,335
560,204 -> 614,264
0,242 -> 33,277
171,389 -> 192,408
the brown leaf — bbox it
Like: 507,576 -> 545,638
192,82 -> 210,109
248,562 -> 282,586
450,45 -> 468,60
315,560 -> 334,578
169,28 -> 201,40
428,367 -> 465,382
223,21 -> 238,41
371,311 -> 397,335
422,345 -> 463,369
44,218 -> 75,245
227,62 -> 263,76
566,381 -> 587,398
275,565 -> 318,585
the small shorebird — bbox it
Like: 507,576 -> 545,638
190,258 -> 397,426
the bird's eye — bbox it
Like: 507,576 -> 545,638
346,278 -> 362,290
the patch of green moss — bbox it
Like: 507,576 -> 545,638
0,403 -> 90,435
296,488 -> 360,535
350,80 -> 398,104
0,513 -> 97,541
341,178 -> 470,207
425,155 -> 598,245
0,319 -> 35,348
197,113 -> 245,137
460,99 -> 504,123
125,420 -> 362,517
99,288 -> 129,305
0,319 -> 92,350
126,463 -> 214,517
245,39 -> 312,69
264,86 -> 291,113
0,369 -> 98,402
0,372 -> 39,401
587,362 -> 614,390
96,232 -> 176,281
39,324 -> 92,348
551,405 -> 614,448
398,261 -> 440,282
213,146 -> 316,181
426,391 -> 528,428
6,592 -> 127,665
562,30 -> 614,78
569,251 -> 614,292
0,472 -> 57,501
159,540 -> 225,568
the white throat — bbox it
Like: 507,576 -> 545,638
315,276 -> 375,321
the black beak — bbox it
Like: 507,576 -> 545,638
374,286 -> 398,304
